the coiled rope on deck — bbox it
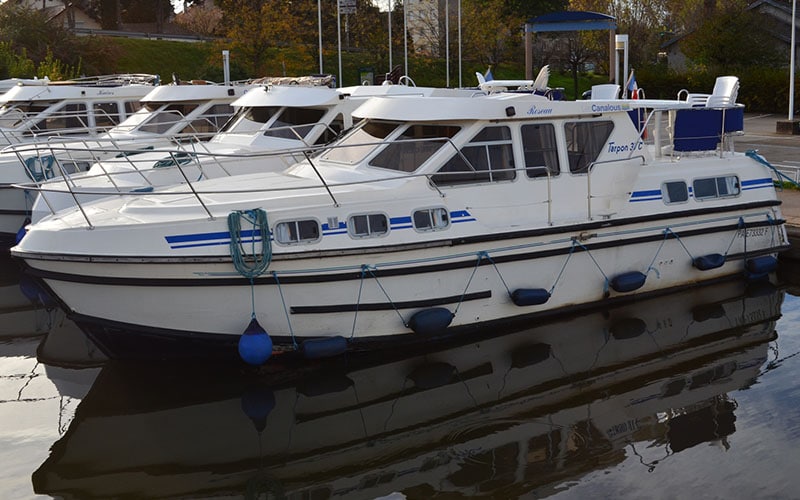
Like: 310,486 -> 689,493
228,209 -> 272,280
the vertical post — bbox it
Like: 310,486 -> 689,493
388,0 -> 393,72
222,50 -> 230,85
458,0 -> 462,87
404,0 -> 408,78
791,0 -> 797,121
337,0 -> 343,87
525,27 -> 532,80
446,0 -> 450,87
318,0 -> 323,74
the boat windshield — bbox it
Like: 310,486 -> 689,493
221,106 -> 281,134
319,120 -> 400,165
135,103 -> 200,134
262,107 -> 326,140
0,102 -> 51,129
369,123 -> 461,173
111,102 -> 167,132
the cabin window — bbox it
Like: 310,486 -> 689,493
264,107 -> 326,140
181,103 -> 234,136
662,181 -> 689,203
521,123 -> 560,178
140,104 -> 200,134
124,101 -> 143,115
564,120 -> 614,174
93,102 -> 121,129
370,124 -> 461,173
222,106 -> 280,134
314,113 -> 345,145
321,120 -> 399,164
432,126 -> 514,185
413,207 -> 449,232
692,175 -> 740,200
274,219 -> 321,244
27,103 -> 89,135
348,213 -> 389,238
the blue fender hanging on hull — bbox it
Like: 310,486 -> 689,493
693,253 -> 726,271
238,318 -> 273,365
408,307 -> 454,335
745,256 -> 778,278
301,336 -> 348,360
610,271 -> 647,293
511,288 -> 551,306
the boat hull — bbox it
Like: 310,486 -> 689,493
20,203 -> 788,360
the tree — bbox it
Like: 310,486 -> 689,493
175,1 -> 224,36
460,0 -> 519,68
217,0 -> 315,76
682,8 -> 784,71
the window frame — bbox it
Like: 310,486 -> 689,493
273,219 -> 322,245
412,207 -> 450,233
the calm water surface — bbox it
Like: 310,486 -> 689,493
1,256 -> 800,499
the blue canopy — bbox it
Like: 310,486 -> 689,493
526,11 -> 616,33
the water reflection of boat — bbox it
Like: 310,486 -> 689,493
32,278 -> 781,499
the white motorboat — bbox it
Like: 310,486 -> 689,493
11,76 -> 789,363
31,279 -> 780,497
0,74 -> 158,147
22,82 -> 480,226
0,81 -> 252,245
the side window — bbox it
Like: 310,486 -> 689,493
274,220 -> 320,244
93,102 -> 121,129
124,100 -> 143,115
370,124 -> 460,173
413,208 -> 449,232
35,103 -> 89,134
348,213 -> 389,238
693,176 -> 739,200
521,123 -> 560,178
662,181 -> 689,203
432,126 -> 514,185
564,120 -> 614,174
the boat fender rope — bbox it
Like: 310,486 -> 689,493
548,242 -> 578,295
571,238 -> 610,296
349,266 -> 369,339
481,251 -> 513,297
272,271 -> 298,349
746,149 -> 800,189
228,209 -> 272,279
364,265 -> 408,327
452,253 -> 483,316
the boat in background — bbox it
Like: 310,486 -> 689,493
11,75 -> 788,363
0,74 -> 158,147
31,278 -> 781,498
0,80 -> 254,245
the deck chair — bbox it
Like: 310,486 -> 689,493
590,84 -> 620,99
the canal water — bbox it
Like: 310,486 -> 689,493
1,254 -> 799,499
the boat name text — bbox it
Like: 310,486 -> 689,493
526,106 -> 554,116
591,103 -> 629,113
607,141 -> 643,154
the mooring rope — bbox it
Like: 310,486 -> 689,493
228,209 -> 272,279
